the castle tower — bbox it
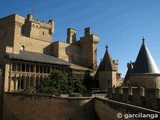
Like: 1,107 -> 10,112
0,14 -> 25,56
97,45 -> 117,91
66,28 -> 76,44
123,38 -> 160,88
80,27 -> 99,69
22,14 -> 54,42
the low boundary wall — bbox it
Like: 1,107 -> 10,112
3,92 -> 96,120
95,98 -> 160,120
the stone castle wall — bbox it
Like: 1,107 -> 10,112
3,93 -> 96,120
0,14 -> 99,70
2,92 -> 160,120
17,35 -> 52,54
95,98 -> 160,120
108,87 -> 160,111
0,14 -> 53,64
52,41 -> 81,65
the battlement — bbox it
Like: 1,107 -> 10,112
26,14 -> 54,31
22,14 -> 54,42
108,87 -> 160,111
0,14 -> 24,26
113,60 -> 119,65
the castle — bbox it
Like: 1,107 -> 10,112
108,38 -> 160,111
0,13 -> 99,94
0,13 -> 160,120
94,45 -> 122,90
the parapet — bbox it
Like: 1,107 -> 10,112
22,14 -> 54,42
112,87 -> 160,111
0,14 -> 25,27
26,14 -> 54,32
80,27 -> 99,44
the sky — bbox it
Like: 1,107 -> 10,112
1,0 -> 160,77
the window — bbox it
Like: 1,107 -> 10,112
108,80 -> 110,85
20,45 -> 25,50
22,64 -> 25,72
30,65 -> 34,72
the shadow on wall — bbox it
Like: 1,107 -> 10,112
2,93 -> 99,120
65,44 -> 81,65
43,44 -> 53,55
0,65 -> 4,120
95,98 -> 160,120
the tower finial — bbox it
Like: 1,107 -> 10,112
142,36 -> 145,44
106,45 -> 108,49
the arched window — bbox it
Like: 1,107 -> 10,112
108,80 -> 110,85
20,45 -> 25,50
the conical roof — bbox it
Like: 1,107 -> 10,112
98,45 -> 116,71
132,38 -> 160,74
94,45 -> 116,80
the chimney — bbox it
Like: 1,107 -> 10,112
27,14 -> 33,21
66,28 -> 76,44
84,27 -> 91,36
49,20 -> 54,35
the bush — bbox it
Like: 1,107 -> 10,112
69,93 -> 82,97
39,70 -> 86,95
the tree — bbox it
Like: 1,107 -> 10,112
83,70 -> 93,90
39,70 -> 86,95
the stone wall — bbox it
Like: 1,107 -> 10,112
2,92 -> 160,120
3,93 -> 96,120
0,66 -> 3,97
95,98 -> 160,120
0,66 -> 3,120
19,36 -> 52,54
52,41 -> 81,65
108,87 -> 160,111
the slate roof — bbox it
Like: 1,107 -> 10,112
94,45 -> 116,80
98,45 -> 116,71
69,63 -> 91,71
132,40 -> 160,74
5,50 -> 70,66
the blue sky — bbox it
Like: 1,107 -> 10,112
1,0 -> 160,77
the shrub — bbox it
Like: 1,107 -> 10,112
39,70 -> 86,95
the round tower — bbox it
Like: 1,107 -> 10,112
123,38 -> 160,88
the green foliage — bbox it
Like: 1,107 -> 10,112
39,70 -> 86,95
83,70 -> 93,90
69,93 -> 82,97
20,87 -> 36,94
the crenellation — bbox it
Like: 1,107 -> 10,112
26,14 -> 53,29
22,14 -> 54,42
108,87 -> 160,110
0,14 -> 99,109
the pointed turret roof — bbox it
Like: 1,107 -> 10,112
98,45 -> 116,71
132,37 -> 160,74
94,45 -> 116,80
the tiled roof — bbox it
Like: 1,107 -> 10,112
5,50 -> 70,66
